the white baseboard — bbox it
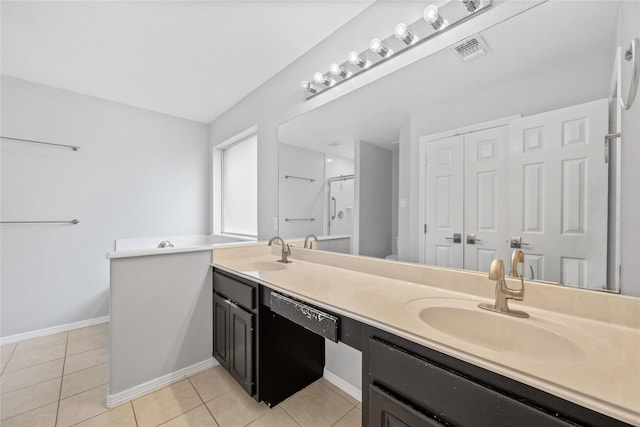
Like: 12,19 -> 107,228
0,315 -> 110,345
106,357 -> 219,408
323,368 -> 362,402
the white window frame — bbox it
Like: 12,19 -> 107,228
213,126 -> 258,238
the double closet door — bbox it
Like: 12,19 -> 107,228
422,99 -> 608,286
424,125 -> 509,274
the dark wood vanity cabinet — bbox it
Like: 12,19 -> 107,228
212,268 -> 631,427
212,272 -> 256,395
212,268 -> 324,407
367,338 -> 574,427
363,331 -> 632,427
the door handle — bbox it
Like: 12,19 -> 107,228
466,234 -> 482,245
331,197 -> 336,220
445,233 -> 462,243
510,236 -> 530,249
604,133 -> 621,164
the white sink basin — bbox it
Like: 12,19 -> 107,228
405,298 -> 590,363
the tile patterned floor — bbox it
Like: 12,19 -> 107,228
0,323 -> 361,426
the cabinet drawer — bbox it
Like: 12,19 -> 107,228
213,271 -> 255,310
368,338 -> 573,427
270,292 -> 339,342
369,384 -> 445,427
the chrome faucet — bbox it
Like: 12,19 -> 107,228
268,236 -> 291,263
157,240 -> 174,248
510,249 -> 524,278
478,258 -> 529,318
304,234 -> 318,249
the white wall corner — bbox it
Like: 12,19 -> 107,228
323,368 -> 362,403
106,357 -> 219,408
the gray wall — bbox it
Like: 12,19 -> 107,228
1,76 -> 210,338
278,143 -> 324,238
109,251 -> 212,395
357,141 -> 392,259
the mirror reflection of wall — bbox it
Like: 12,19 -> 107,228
278,138 -> 398,258
276,0 -> 640,295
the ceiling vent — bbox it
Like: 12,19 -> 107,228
452,34 -> 491,62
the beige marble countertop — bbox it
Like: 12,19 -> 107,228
211,244 -> 640,425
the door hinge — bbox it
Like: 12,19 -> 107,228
424,224 -> 427,233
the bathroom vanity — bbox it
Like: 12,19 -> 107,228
211,244 -> 639,427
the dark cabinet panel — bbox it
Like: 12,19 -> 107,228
369,385 -> 445,427
229,303 -> 254,395
368,338 -> 574,427
212,293 -> 230,370
258,308 -> 324,407
213,270 -> 255,310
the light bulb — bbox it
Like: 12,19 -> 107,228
329,63 -> 349,78
394,23 -> 416,45
313,72 -> 332,86
348,51 -> 367,68
369,38 -> 390,57
424,5 -> 446,30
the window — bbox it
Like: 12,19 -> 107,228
216,131 -> 257,237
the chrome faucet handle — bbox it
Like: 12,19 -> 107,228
510,250 -> 525,278
479,258 -> 528,318
304,234 -> 319,249
488,258 -> 505,281
268,236 -> 292,263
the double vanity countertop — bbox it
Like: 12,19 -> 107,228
211,243 -> 640,426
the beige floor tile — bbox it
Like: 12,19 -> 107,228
56,384 -> 109,427
0,402 -> 58,427
63,346 -> 109,375
159,404 -> 219,427
332,407 -> 362,427
14,332 -> 68,354
319,379 -> 360,406
68,324 -> 108,341
132,379 -> 203,427
0,358 -> 64,395
60,362 -> 109,399
0,377 -> 61,420
4,344 -> 66,373
248,407 -> 299,427
66,329 -> 108,357
280,381 -> 354,427
189,366 -> 241,402
206,388 -> 269,427
1,342 -> 17,373
72,402 -> 137,427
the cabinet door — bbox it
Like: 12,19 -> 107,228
369,385 -> 445,427
213,293 -> 230,370
229,303 -> 254,395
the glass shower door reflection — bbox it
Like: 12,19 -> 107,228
328,175 -> 354,236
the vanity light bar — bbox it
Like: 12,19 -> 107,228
301,0 -> 492,99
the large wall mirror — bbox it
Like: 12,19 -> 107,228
278,0 -> 639,294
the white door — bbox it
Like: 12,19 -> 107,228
507,98 -> 608,288
424,135 -> 464,268
328,177 -> 354,236
464,126 -> 509,274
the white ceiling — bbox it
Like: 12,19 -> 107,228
1,1 -> 373,124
